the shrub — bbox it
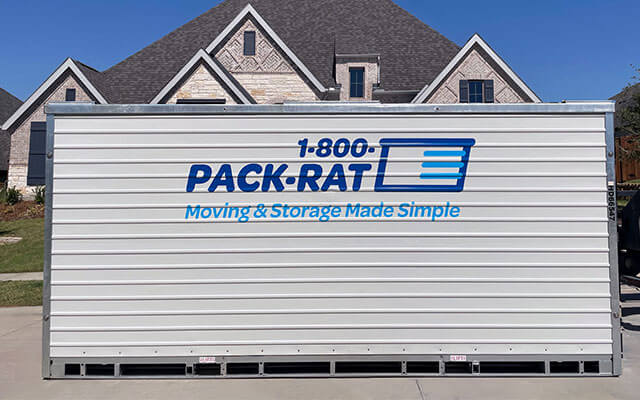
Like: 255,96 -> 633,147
0,183 -> 6,204
33,186 -> 46,205
4,186 -> 22,205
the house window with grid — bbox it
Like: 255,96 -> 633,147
468,81 -> 484,103
459,80 -> 494,103
350,67 -> 364,98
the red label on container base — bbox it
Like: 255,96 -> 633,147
198,356 -> 217,364
449,355 -> 467,362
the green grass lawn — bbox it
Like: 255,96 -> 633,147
0,280 -> 42,307
0,218 -> 44,273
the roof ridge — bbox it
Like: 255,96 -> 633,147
0,87 -> 22,104
73,60 -> 101,73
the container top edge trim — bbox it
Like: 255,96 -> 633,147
45,102 -> 616,116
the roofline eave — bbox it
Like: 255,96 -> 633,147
1,58 -> 108,131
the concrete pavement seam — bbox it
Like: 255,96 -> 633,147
0,320 -> 41,339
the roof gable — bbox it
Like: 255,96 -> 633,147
412,34 -> 541,103
151,49 -> 255,104
1,59 -> 107,131
98,0 -> 460,104
206,4 -> 326,93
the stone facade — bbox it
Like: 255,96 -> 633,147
215,20 -> 317,103
7,74 -> 92,191
232,73 -> 316,104
427,49 -> 525,104
167,64 -> 237,104
335,57 -> 379,101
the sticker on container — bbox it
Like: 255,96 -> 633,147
449,355 -> 467,362
198,356 -> 217,364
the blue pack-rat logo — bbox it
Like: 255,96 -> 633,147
375,138 -> 476,192
186,137 -> 475,193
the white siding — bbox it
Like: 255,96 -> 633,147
48,112 -> 612,359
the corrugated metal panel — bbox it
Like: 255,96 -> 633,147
48,110 -> 613,361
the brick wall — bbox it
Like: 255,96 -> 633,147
427,49 -> 525,104
215,19 -> 317,103
232,73 -> 316,104
167,64 -> 237,104
7,74 -> 92,192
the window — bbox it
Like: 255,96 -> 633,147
27,122 -> 46,186
244,31 -> 256,56
459,80 -> 494,103
350,67 -> 364,98
65,88 -> 76,102
468,81 -> 483,103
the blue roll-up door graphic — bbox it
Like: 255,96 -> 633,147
374,138 -> 476,192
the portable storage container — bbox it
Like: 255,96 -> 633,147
42,102 -> 620,378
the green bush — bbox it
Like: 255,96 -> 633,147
33,186 -> 46,205
4,186 -> 23,205
0,183 -> 5,204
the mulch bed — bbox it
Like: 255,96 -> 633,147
0,201 -> 45,222
619,183 -> 640,191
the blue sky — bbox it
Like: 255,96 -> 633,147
0,0 -> 638,102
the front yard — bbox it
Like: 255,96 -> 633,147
0,280 -> 43,307
0,201 -> 44,306
0,201 -> 44,273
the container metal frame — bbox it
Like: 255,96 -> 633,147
43,102 -> 620,378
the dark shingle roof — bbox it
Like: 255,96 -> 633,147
90,0 -> 459,103
0,88 -> 23,171
0,87 -> 22,125
74,60 -> 109,99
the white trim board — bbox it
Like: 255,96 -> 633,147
150,49 -> 254,105
204,4 -> 327,94
1,58 -> 107,131
412,34 -> 541,104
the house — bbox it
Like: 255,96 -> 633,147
612,82 -> 640,182
0,0 -> 540,192
0,88 -> 23,183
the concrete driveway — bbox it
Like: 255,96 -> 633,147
1,286 -> 639,400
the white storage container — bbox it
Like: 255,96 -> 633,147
42,102 -> 620,378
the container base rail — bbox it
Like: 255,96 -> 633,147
49,355 -> 614,379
